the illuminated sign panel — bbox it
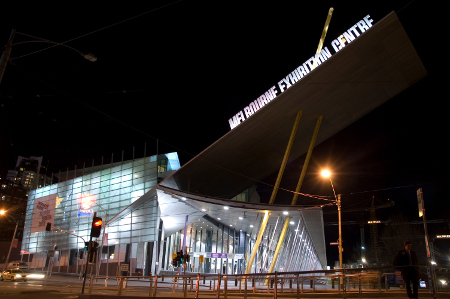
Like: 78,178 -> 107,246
78,194 -> 96,217
228,15 -> 374,130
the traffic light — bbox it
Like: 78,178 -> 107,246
91,216 -> 103,238
84,242 -> 89,251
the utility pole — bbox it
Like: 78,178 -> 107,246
418,188 -> 437,298
81,212 -> 96,294
337,194 -> 343,290
0,29 -> 16,85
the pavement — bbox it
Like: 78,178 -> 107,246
1,271 -> 449,299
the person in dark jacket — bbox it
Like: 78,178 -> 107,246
394,240 -> 419,298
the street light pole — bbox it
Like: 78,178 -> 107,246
321,170 -> 343,289
1,212 -> 19,271
0,29 -> 16,84
337,194 -> 343,289
0,28 -> 96,85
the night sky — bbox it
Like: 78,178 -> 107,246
0,1 -> 447,266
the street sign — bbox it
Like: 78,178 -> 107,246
199,255 -> 204,263
119,264 -> 129,271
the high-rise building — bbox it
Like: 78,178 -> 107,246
6,156 -> 52,191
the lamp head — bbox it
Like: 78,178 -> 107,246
321,170 -> 331,178
0,210 -> 5,215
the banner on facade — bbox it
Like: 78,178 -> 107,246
77,194 -> 96,217
31,194 -> 56,233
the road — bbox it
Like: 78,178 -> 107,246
1,272 -> 450,299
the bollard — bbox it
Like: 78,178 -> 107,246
358,273 -> 362,295
310,276 -> 313,288
88,275 -> 94,294
274,272 -> 278,299
224,276 -> 228,299
203,275 -> 205,284
332,276 -> 335,289
162,272 -> 164,282
172,276 -> 176,294
195,273 -> 200,298
149,275 -> 153,297
289,278 -> 292,289
235,277 -> 238,286
253,278 -> 256,294
153,275 -> 158,298
378,272 -> 382,293
210,280 -> 212,290
217,274 -> 221,299
117,276 -> 124,295
191,275 -> 193,291
105,277 -> 108,288
297,274 -> 300,299
244,276 -> 248,299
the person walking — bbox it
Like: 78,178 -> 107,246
394,240 -> 419,298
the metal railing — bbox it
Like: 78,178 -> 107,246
83,265 -> 446,298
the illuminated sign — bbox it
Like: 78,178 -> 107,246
436,235 -> 450,238
368,220 -> 381,224
78,194 -> 96,217
228,15 -> 374,130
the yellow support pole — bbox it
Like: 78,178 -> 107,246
313,7 -> 334,69
264,216 -> 290,285
245,111 -> 302,276
268,111 -> 303,205
245,211 -> 269,274
316,7 -> 334,54
265,116 -> 323,276
291,116 -> 322,205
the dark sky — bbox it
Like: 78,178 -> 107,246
0,1 -> 447,265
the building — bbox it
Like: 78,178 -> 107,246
0,179 -> 28,264
20,151 -> 324,275
6,156 -> 52,191
20,11 -> 426,276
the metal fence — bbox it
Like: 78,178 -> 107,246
83,265 -> 447,298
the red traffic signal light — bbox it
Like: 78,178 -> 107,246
91,216 -> 103,238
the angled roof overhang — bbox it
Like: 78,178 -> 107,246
162,11 -> 427,198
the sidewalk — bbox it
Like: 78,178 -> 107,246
32,273 -> 450,299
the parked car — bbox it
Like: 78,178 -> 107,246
1,269 -> 28,281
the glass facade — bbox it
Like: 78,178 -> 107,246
21,151 -> 324,276
162,212 -> 323,275
22,153 -> 178,275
